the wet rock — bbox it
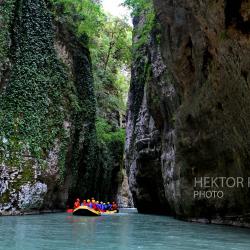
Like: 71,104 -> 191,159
18,182 -> 47,210
116,170 -> 134,208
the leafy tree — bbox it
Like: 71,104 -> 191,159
91,15 -> 132,122
50,0 -> 132,199
50,1 -> 132,118
124,0 -> 155,48
50,0 -> 105,45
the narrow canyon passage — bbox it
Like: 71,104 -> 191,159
1,0 -> 250,234
1,0 -> 250,249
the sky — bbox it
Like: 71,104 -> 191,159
102,0 -> 132,25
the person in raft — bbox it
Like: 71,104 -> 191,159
107,202 -> 112,210
96,201 -> 102,211
73,198 -> 118,212
112,201 -> 118,211
86,199 -> 92,208
81,200 -> 87,206
74,198 -> 80,209
91,199 -> 98,211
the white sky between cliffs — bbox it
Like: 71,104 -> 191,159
102,0 -> 132,26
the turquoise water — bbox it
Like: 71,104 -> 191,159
0,212 -> 250,250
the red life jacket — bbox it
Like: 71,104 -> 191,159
112,204 -> 118,210
74,201 -> 80,209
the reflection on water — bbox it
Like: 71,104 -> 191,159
0,212 -> 250,250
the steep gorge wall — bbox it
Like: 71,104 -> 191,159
126,0 -> 250,225
0,0 -> 97,214
126,14 -> 179,214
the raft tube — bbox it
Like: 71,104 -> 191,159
72,206 -> 118,216
73,206 -> 101,216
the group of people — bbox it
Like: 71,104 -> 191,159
74,197 -> 118,212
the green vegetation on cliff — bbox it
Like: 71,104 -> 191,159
50,0 -> 132,120
124,0 -> 155,48
50,0 -> 132,199
0,0 -> 76,174
122,0 -> 156,132
0,0 -> 15,63
0,0 -> 132,210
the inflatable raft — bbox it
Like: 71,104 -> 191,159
73,206 -> 101,216
72,206 -> 118,216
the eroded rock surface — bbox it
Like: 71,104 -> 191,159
126,0 -> 250,224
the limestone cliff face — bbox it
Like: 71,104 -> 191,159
0,0 -> 96,214
126,0 -> 250,224
126,15 -> 179,214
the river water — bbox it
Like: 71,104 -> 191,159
0,212 -> 250,250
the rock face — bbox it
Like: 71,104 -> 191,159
116,169 -> 134,208
0,0 -> 130,215
0,0 -> 96,214
126,14 -> 179,214
126,0 -> 250,224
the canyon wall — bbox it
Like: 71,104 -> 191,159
126,0 -> 250,225
0,0 -> 98,215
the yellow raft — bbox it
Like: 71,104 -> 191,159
73,206 -> 118,216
